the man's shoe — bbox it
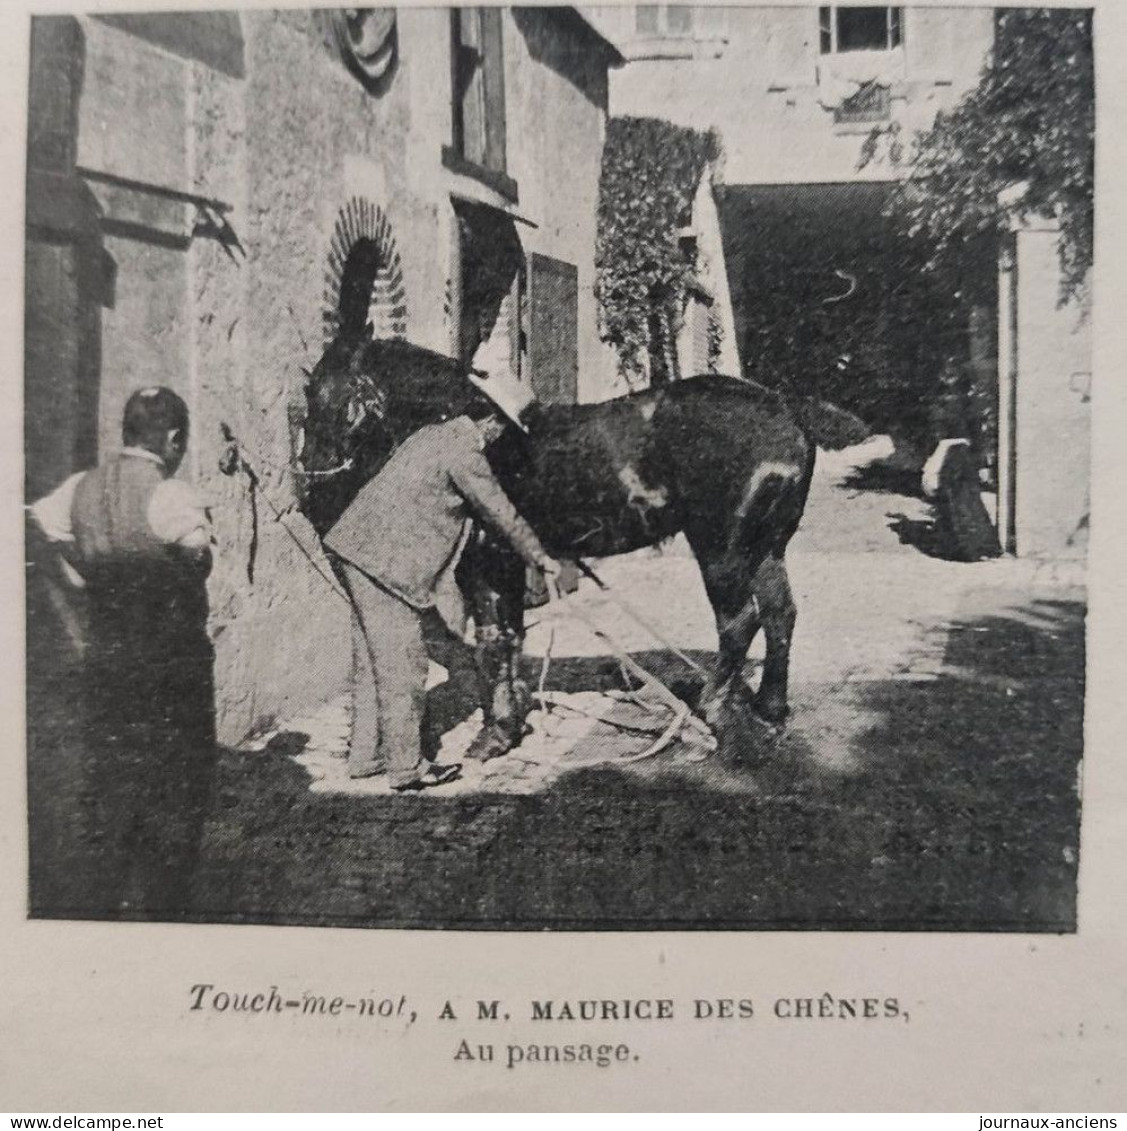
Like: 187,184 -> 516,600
391,763 -> 463,792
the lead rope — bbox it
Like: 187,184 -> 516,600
221,431 -> 349,603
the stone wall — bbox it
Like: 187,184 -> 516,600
77,18 -> 195,455
56,9 -> 618,743
504,9 -> 619,402
1006,226 -> 1091,560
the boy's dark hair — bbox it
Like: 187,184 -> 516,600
122,387 -> 190,450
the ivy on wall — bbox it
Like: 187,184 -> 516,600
860,8 -> 1093,304
596,116 -> 722,383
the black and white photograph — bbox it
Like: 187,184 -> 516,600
22,3 -> 1093,936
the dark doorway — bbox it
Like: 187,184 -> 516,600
453,199 -> 524,364
717,181 -> 997,456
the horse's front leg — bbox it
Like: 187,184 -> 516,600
461,535 -> 530,761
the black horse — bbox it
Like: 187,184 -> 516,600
300,336 -> 835,760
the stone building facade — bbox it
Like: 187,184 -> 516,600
585,6 -> 999,413
584,5 -> 1091,559
25,8 -> 623,742
587,4 -> 994,184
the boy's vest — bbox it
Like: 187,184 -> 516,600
70,453 -> 207,654
71,453 -> 167,565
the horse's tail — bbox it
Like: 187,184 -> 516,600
792,397 -> 872,450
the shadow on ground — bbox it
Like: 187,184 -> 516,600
886,512 -> 954,559
28,594 -> 1083,932
178,597 -> 1082,931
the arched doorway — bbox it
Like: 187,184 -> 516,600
321,196 -> 407,345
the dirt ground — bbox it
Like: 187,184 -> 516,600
29,438 -> 1086,930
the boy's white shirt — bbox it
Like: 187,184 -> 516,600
28,448 -> 211,554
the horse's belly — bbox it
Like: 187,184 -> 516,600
557,513 -> 679,559
532,476 -> 680,559
497,409 -> 680,559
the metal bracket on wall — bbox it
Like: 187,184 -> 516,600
74,165 -> 245,261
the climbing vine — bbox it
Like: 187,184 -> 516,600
596,116 -> 722,383
706,306 -> 724,373
860,8 -> 1094,304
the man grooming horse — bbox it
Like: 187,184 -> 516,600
304,331 -> 871,766
323,367 -> 562,792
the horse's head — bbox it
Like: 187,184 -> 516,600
298,329 -> 393,533
299,332 -> 487,533
302,332 -> 372,463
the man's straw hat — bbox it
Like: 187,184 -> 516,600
468,336 -> 535,431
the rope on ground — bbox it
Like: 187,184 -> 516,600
618,702 -> 691,762
530,574 -> 717,761
534,693 -> 669,739
574,558 -> 707,677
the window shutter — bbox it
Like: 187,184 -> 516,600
527,253 -> 578,405
26,17 -> 102,496
480,7 -> 507,174
452,9 -> 485,165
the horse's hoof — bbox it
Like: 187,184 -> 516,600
751,714 -> 783,739
754,695 -> 788,729
465,722 -> 518,763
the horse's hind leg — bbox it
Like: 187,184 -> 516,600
696,554 -> 763,727
696,548 -> 796,730
749,552 -> 796,725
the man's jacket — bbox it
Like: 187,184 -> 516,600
324,416 -> 546,614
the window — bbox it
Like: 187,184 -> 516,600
449,9 -> 507,177
819,6 -> 902,53
635,5 -> 695,37
452,200 -> 523,369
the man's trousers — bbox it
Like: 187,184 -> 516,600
338,561 -> 477,787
